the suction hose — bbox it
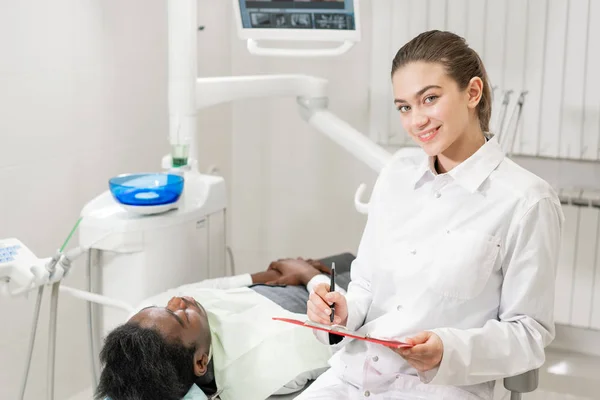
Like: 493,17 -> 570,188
86,249 -> 99,387
47,282 -> 60,400
48,217 -> 83,400
15,216 -> 86,400
47,221 -> 80,400
18,286 -> 44,400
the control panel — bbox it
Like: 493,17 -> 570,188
0,238 -> 39,288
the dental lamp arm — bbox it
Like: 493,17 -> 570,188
298,99 -> 392,173
194,74 -> 393,213
196,74 -> 390,171
297,98 -> 392,214
196,75 -> 328,109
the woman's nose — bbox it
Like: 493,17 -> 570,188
411,112 -> 429,129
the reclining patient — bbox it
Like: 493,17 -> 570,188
95,253 -> 354,400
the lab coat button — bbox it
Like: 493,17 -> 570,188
372,355 -> 379,362
434,192 -> 441,198
397,305 -> 403,311
364,391 -> 371,397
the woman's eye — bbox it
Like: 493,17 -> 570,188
424,95 -> 438,104
397,105 -> 410,113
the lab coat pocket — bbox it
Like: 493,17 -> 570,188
428,229 -> 501,300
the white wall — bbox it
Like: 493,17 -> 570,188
0,1 -> 169,398
370,0 -> 600,162
228,0 -> 377,274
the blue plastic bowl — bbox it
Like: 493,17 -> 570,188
109,173 -> 184,207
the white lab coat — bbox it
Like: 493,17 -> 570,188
302,137 -> 564,400
136,285 -> 333,400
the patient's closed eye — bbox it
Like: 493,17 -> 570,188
165,309 -> 185,326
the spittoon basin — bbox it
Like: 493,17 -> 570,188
108,173 -> 184,207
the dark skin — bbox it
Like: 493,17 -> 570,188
127,258 -> 330,380
264,258 -> 331,286
248,258 -> 331,286
130,296 -> 212,378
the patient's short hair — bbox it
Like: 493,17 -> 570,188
95,323 -> 196,400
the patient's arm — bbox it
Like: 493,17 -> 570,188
192,270 -> 282,290
192,258 -> 332,290
265,258 -> 332,286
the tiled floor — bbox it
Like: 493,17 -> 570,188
520,348 -> 600,400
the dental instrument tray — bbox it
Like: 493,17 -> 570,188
109,173 -> 184,214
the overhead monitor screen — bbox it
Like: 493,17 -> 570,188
238,0 -> 356,31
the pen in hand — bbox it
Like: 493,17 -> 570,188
329,262 -> 336,323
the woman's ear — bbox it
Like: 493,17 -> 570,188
194,350 -> 209,377
466,76 -> 483,109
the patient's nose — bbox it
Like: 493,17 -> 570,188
182,296 -> 194,303
167,297 -> 186,311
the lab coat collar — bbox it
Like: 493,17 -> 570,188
412,157 -> 434,188
413,134 -> 504,193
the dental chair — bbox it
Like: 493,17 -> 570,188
503,368 -> 539,399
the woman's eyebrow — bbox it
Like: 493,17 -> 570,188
394,85 -> 442,103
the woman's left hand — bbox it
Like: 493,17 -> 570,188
392,331 -> 443,373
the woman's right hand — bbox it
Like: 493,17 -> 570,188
307,283 -> 348,326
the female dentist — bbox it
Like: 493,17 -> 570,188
298,30 -> 564,400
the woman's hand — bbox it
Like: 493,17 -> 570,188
393,331 -> 443,373
307,283 -> 348,326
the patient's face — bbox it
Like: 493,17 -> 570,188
130,296 -> 210,347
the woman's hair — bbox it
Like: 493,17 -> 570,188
95,322 -> 197,400
391,30 -> 492,132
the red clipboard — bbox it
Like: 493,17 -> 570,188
273,317 -> 413,349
